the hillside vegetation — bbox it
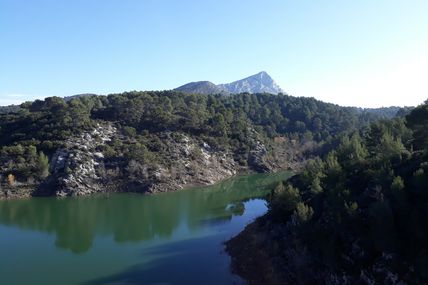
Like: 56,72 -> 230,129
0,91 -> 381,197
227,100 -> 428,284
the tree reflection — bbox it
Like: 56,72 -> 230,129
0,172 -> 292,253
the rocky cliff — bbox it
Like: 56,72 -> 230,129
0,122 -> 293,199
49,123 -> 117,196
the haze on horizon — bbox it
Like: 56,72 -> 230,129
1,0 -> 427,108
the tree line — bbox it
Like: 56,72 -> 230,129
0,91 -> 390,186
269,100 -> 428,283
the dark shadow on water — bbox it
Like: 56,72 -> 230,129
84,235 -> 246,285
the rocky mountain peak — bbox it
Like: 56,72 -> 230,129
219,71 -> 285,95
174,71 -> 285,95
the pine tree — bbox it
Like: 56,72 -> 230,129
37,151 -> 49,179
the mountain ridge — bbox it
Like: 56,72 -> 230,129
219,71 -> 285,95
174,81 -> 228,95
174,71 -> 285,95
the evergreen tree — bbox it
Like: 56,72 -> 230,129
37,151 -> 49,179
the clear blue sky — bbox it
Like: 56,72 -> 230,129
1,0 -> 427,107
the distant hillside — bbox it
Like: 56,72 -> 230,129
0,105 -> 21,114
64,93 -> 98,101
353,106 -> 415,119
174,81 -> 228,95
174,71 -> 285,95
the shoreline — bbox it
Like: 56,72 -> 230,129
0,168 -> 297,201
225,215 -> 291,285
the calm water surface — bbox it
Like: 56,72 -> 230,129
0,172 -> 292,285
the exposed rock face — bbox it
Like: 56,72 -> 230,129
219,71 -> 285,95
142,132 -> 238,193
34,123 -> 282,197
50,123 -> 117,196
0,121 -> 302,200
248,141 -> 271,172
1,119 -> 297,199
174,71 -> 286,95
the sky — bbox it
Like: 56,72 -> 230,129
0,0 -> 427,107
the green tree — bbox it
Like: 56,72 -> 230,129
212,113 -> 227,136
406,104 -> 428,151
337,133 -> 367,167
270,182 -> 302,219
310,176 -> 323,195
391,176 -> 404,192
37,151 -> 50,179
301,158 -> 325,190
293,202 -> 314,224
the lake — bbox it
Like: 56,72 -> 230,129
0,171 -> 292,285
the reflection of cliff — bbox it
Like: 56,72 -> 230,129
0,172 -> 292,253
0,196 -> 183,253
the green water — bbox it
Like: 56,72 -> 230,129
0,172 -> 292,285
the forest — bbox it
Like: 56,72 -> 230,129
0,91 -> 390,186
260,100 -> 428,283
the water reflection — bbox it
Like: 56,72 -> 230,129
85,235 -> 245,285
0,172 -> 292,253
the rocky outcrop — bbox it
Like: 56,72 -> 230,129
42,125 -> 279,197
2,122 -> 297,199
49,123 -> 117,196
248,141 -> 271,172
142,133 -> 238,193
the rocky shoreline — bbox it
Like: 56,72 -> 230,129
225,214 -> 421,285
1,123 -> 304,200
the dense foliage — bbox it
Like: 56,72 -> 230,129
354,106 -> 413,119
269,102 -> 428,282
0,91 -> 381,184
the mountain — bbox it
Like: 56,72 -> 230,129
174,81 -> 228,95
0,105 -> 21,114
64,93 -> 98,101
219,71 -> 284,94
174,71 -> 285,95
